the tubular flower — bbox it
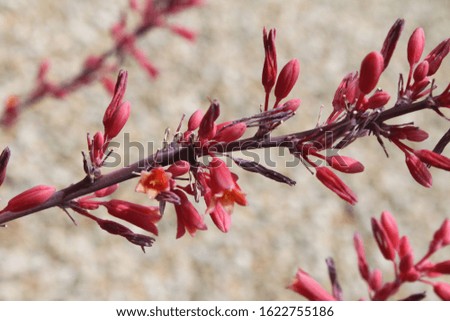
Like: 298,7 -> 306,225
135,167 -> 172,199
205,158 -> 247,232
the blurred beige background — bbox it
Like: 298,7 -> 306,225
0,0 -> 449,300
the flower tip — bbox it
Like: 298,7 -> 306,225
408,27 -> 425,66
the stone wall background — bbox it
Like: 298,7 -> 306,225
0,0 -> 448,300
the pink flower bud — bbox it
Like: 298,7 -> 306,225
434,282 -> 450,300
380,211 -> 400,250
405,152 -> 432,187
413,60 -> 429,82
130,46 -> 159,78
429,219 -> 450,253
274,59 -> 300,103
425,39 -> 450,76
365,90 -> 391,110
414,149 -> 450,171
407,28 -> 425,66
325,155 -> 364,174
262,28 -> 277,94
0,147 -> 11,187
315,167 -> 357,205
399,236 -> 414,258
358,51 -> 384,94
3,185 -> 56,212
354,233 -> 370,281
198,100 -> 220,140
213,122 -> 247,143
371,217 -> 396,261
104,101 -> 130,140
187,109 -> 204,131
289,269 -> 336,301
102,199 -> 160,235
369,269 -> 383,292
167,160 -> 190,177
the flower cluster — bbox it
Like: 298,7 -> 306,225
289,211 -> 450,300
0,19 -> 448,260
1,0 -> 201,127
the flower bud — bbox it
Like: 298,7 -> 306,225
358,51 -> 384,94
371,217 -> 396,261
354,233 -> 370,281
289,269 -> 336,301
381,210 -> 400,250
425,39 -> 450,76
274,59 -> 300,103
380,19 -> 405,70
3,185 -> 56,213
365,90 -> 391,110
315,167 -> 357,205
405,152 -> 432,187
262,28 -> 277,94
187,109 -> 204,131
407,27 -> 425,66
414,149 -> 450,171
276,98 -> 301,113
434,282 -> 450,300
102,199 -> 160,235
213,122 -> 247,143
198,100 -> 220,140
413,60 -> 429,82
325,155 -> 364,174
104,101 -> 130,140
94,184 -> 119,198
389,126 -> 429,142
167,160 -> 190,177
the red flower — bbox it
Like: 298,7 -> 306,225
407,27 -> 425,66
173,190 -> 207,238
405,152 -> 432,187
102,199 -> 160,235
315,167 -> 357,205
289,269 -> 336,301
135,167 -> 172,198
206,158 -> 247,232
2,185 -> 56,213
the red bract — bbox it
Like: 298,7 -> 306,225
289,269 -> 336,301
315,167 -> 357,205
407,27 -> 425,66
102,199 -> 160,235
1,185 -> 56,213
358,51 -> 384,95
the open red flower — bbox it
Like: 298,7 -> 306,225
205,158 -> 247,232
135,167 -> 172,199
